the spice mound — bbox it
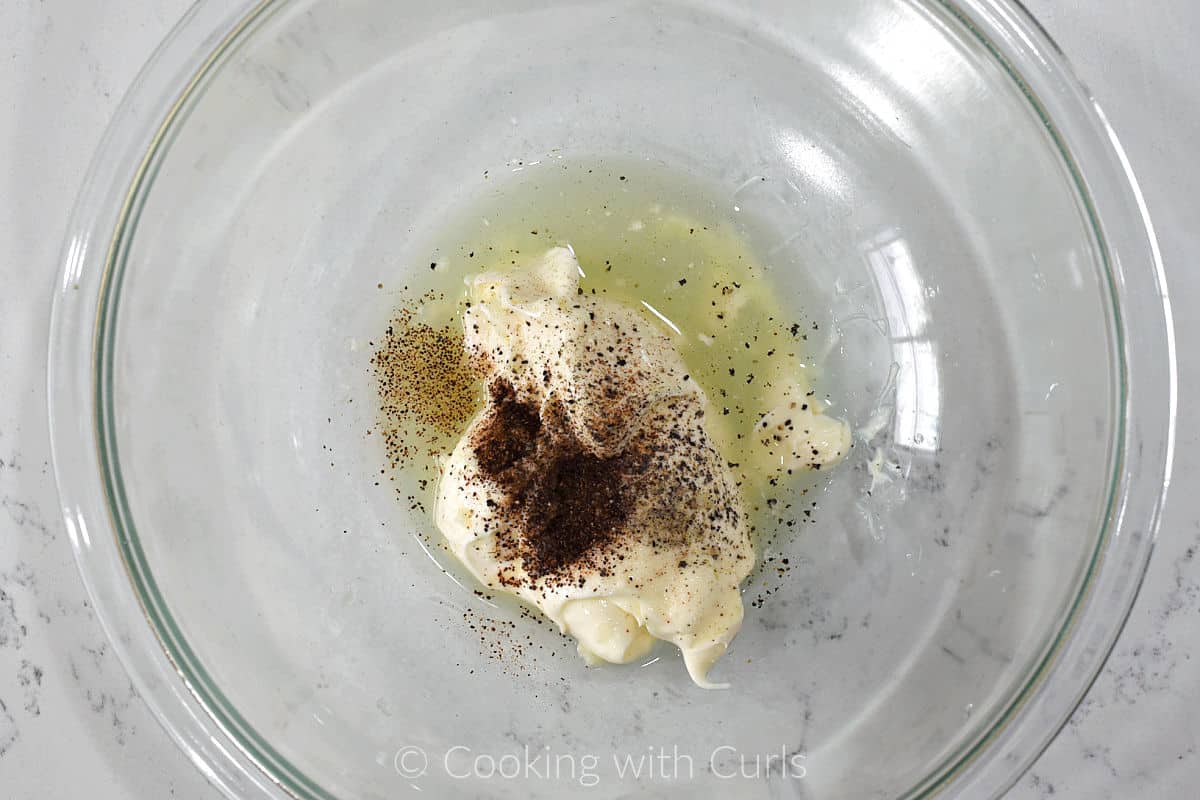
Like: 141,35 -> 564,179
436,247 -> 754,687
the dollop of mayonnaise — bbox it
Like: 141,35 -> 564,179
436,247 -> 754,687
434,247 -> 846,687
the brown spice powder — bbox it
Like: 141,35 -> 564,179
471,379 -> 643,580
522,447 -> 636,576
471,380 -> 541,475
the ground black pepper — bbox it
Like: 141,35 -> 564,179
370,299 -> 479,468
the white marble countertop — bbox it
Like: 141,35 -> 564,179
1,1 -> 1196,797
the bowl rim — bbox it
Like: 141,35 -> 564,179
47,1 -> 1177,798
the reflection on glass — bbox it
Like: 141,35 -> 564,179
852,4 -> 974,114
864,232 -> 940,452
777,128 -> 846,195
828,64 -> 914,144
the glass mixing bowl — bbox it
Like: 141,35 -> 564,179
49,1 -> 1175,798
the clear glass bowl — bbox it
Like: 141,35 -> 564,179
48,1 -> 1175,798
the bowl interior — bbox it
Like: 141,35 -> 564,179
100,0 -> 1118,797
